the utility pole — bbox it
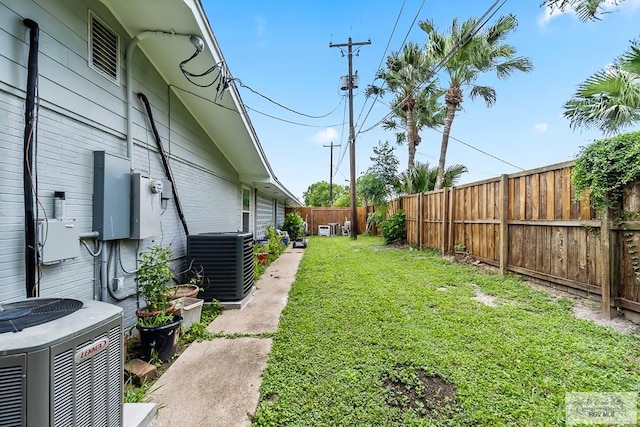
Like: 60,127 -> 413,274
330,37 -> 370,239
323,141 -> 338,205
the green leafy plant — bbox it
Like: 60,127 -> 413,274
381,210 -> 406,244
266,226 -> 285,257
282,212 -> 305,240
136,310 -> 174,328
136,245 -> 174,312
573,131 -> 640,212
573,132 -> 640,286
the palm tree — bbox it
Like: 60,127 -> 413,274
541,0 -> 627,21
382,88 -> 446,167
367,42 -> 438,169
420,14 -> 533,190
394,162 -> 468,195
564,43 -> 640,134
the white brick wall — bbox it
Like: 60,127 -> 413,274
256,192 -> 274,240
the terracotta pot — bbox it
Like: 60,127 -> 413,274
165,284 -> 200,300
135,303 -> 176,318
257,252 -> 269,265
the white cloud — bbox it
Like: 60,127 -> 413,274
534,123 -> 549,133
310,128 -> 339,144
537,6 -> 568,27
254,16 -> 267,37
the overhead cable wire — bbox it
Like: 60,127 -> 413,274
246,105 -> 345,128
357,0 -> 508,136
355,0 -> 408,126
235,79 -> 344,118
333,94 -> 351,177
356,0 -> 428,130
434,128 -> 525,170
170,83 -> 345,128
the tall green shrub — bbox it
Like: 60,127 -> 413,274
282,212 -> 305,239
381,210 -> 406,244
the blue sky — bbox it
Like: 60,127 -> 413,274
203,1 -> 640,201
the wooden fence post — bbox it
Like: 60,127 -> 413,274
500,174 -> 509,275
441,189 -> 448,255
448,187 -> 454,254
418,193 -> 423,250
601,204 -> 614,318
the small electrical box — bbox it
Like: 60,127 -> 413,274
130,173 -> 162,239
38,219 -> 79,264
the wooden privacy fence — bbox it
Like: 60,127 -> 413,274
285,206 -> 373,236
390,160 -> 640,319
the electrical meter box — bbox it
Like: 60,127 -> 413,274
131,173 -> 162,239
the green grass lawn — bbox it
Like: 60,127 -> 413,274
253,236 -> 640,426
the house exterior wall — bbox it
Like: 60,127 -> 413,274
0,0 -> 256,328
256,192 -> 274,240
276,201 -> 285,229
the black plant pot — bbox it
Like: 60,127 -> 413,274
136,315 -> 183,362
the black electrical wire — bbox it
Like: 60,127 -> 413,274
106,242 -> 136,302
179,48 -> 223,88
433,128 -> 524,170
357,0 -> 509,136
236,79 -> 343,119
246,105 -> 345,128
137,92 -> 190,237
23,18 -> 39,298
355,0 -> 408,127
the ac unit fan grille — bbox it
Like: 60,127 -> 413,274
0,298 -> 83,333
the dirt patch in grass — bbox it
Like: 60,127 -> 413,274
383,366 -> 457,418
447,253 -> 640,335
471,287 -> 498,307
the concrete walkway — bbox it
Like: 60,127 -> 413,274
149,247 -> 304,427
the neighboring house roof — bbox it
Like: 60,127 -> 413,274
99,0 -> 301,207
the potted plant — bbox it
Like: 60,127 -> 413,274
135,245 -> 183,362
164,261 -> 204,301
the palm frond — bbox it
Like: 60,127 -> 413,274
469,85 -> 496,106
565,42 -> 640,133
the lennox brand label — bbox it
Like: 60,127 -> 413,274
74,337 -> 109,363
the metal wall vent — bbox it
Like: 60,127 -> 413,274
89,12 -> 120,84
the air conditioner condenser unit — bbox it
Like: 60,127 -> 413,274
0,298 -> 123,427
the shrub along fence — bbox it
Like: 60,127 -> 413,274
388,160 -> 640,319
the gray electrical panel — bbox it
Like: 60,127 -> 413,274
93,151 -> 131,240
131,173 -> 162,239
38,219 -> 79,264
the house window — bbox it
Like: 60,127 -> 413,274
242,188 -> 250,233
88,11 -> 120,84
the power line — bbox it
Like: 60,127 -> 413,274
357,0 -> 508,136
235,79 -> 344,119
434,128 -> 525,171
355,0 -> 408,126
245,105 -> 345,128
334,94 -> 350,177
